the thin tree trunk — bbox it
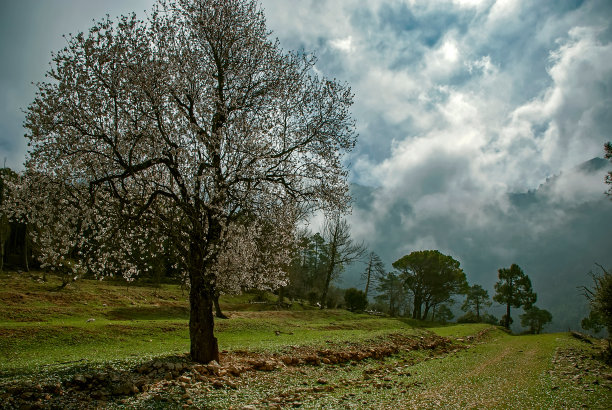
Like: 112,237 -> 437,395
364,257 -> 372,298
320,266 -> 332,309
277,286 -> 285,306
24,224 -> 30,272
413,295 -> 421,319
423,303 -> 431,321
213,290 -> 228,319
505,304 -> 511,329
320,247 -> 337,309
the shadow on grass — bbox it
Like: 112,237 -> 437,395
395,317 -> 456,329
106,306 -> 189,321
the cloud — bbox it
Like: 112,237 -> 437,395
330,36 -> 355,53
1,0 -> 610,330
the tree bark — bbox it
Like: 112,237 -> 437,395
423,303 -> 431,321
213,290 -> 228,319
188,223 -> 221,363
505,304 -> 511,329
190,273 -> 219,363
320,266 -> 333,309
24,225 -> 30,272
277,286 -> 285,306
412,295 -> 422,319
320,243 -> 337,309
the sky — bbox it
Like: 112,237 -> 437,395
1,0 -> 611,329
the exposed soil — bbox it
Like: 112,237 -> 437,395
0,330 -> 458,409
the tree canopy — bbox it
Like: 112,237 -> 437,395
362,251 -> 385,298
461,284 -> 492,321
520,306 -> 552,334
493,264 -> 537,329
392,250 -> 467,320
319,215 -> 365,308
344,288 -> 368,312
581,265 -> 612,346
19,0 -> 356,363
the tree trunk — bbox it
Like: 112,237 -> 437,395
190,274 -> 219,363
505,303 -> 511,329
412,295 -> 421,319
277,286 -> 285,305
188,222 -> 221,363
423,303 -> 431,321
364,258 -> 372,298
320,266 -> 332,309
24,225 -> 30,272
213,290 -> 228,319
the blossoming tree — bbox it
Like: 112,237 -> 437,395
23,0 -> 356,363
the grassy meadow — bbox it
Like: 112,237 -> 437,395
0,271 -> 610,409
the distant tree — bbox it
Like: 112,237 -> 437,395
0,168 -> 18,272
20,0 -> 357,364
362,251 -> 385,298
434,304 -> 454,324
493,264 -> 537,329
319,215 -> 365,309
500,314 -> 513,328
375,272 -> 408,317
344,288 -> 368,312
325,285 -> 345,309
605,142 -> 612,198
457,311 -> 479,323
461,284 -> 492,321
580,264 -> 612,353
481,313 -> 499,325
392,250 -> 467,320
520,306 -> 552,334
581,310 -> 604,335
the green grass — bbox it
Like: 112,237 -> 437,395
181,328 -> 610,409
0,272 -> 417,377
1,271 -> 611,409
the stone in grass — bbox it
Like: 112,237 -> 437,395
226,365 -> 242,376
177,375 -> 191,384
73,374 -> 87,384
207,361 -> 221,375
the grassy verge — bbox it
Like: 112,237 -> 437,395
0,272 -> 418,378
1,271 -> 610,409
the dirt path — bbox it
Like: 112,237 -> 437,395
221,330 -> 611,409
3,328 -> 610,409
401,336 -> 551,408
